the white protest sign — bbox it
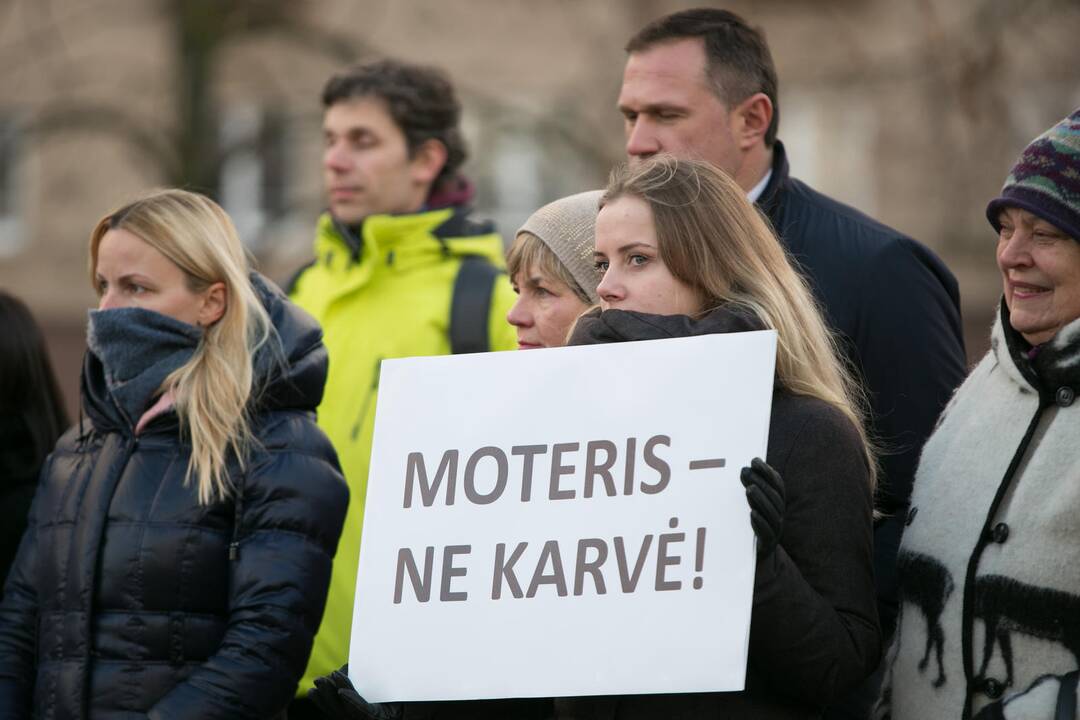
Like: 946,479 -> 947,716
349,330 -> 776,702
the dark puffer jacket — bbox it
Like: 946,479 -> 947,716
0,279 -> 349,719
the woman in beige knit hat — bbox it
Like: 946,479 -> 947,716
506,190 -> 602,349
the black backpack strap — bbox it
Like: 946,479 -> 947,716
450,255 -> 502,354
284,259 -> 316,296
1056,670 -> 1079,720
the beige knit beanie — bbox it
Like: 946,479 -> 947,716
516,190 -> 603,304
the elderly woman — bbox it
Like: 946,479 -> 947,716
878,109 -> 1080,719
505,190 -> 602,349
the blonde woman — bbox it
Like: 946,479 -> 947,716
0,189 -> 348,719
562,156 -> 880,719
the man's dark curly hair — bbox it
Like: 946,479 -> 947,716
322,58 -> 466,191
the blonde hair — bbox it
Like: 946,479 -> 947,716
603,156 -> 877,490
506,231 -> 593,304
89,189 -> 273,504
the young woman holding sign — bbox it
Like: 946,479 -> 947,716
308,159 -> 879,719
554,155 -> 881,719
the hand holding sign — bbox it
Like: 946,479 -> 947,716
740,457 -> 786,556
350,331 -> 777,702
309,667 -> 403,720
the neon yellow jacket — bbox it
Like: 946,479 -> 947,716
290,209 -> 517,692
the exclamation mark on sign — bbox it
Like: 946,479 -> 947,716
693,527 -> 706,589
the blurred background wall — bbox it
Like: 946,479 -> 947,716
0,0 -> 1078,418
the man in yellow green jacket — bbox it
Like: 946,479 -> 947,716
288,59 -> 516,715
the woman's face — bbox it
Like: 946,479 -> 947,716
594,195 -> 704,316
507,265 -> 590,349
997,206 -> 1080,345
94,228 -> 225,327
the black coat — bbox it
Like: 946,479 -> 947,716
0,283 -> 349,720
758,143 -> 968,638
555,309 -> 881,720
0,415 -> 38,589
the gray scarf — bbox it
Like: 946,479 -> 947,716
86,307 -> 201,428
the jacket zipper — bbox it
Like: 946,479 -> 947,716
351,356 -> 383,441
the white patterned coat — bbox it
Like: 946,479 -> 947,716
879,304 -> 1080,720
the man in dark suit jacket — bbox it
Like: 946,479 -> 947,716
618,8 -> 968,717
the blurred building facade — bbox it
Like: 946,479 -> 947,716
1,0 -> 1078,416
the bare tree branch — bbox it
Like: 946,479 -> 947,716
239,17 -> 366,65
26,103 -> 178,180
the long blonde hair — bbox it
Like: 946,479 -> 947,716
603,156 -> 877,490
89,189 -> 273,504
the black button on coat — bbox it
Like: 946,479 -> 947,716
0,278 -> 349,719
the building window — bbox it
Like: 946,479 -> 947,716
219,104 -> 289,250
0,116 -> 24,257
471,116 -> 606,243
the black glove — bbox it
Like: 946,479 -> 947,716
969,701 -> 1004,720
308,665 -> 404,720
739,457 -> 785,556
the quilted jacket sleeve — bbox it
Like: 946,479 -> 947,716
0,470 -> 44,720
148,413 -> 348,720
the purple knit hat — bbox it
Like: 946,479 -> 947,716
986,108 -> 1080,242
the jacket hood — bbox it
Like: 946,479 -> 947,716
251,272 -> 329,413
568,304 -> 765,346
81,273 -> 328,433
